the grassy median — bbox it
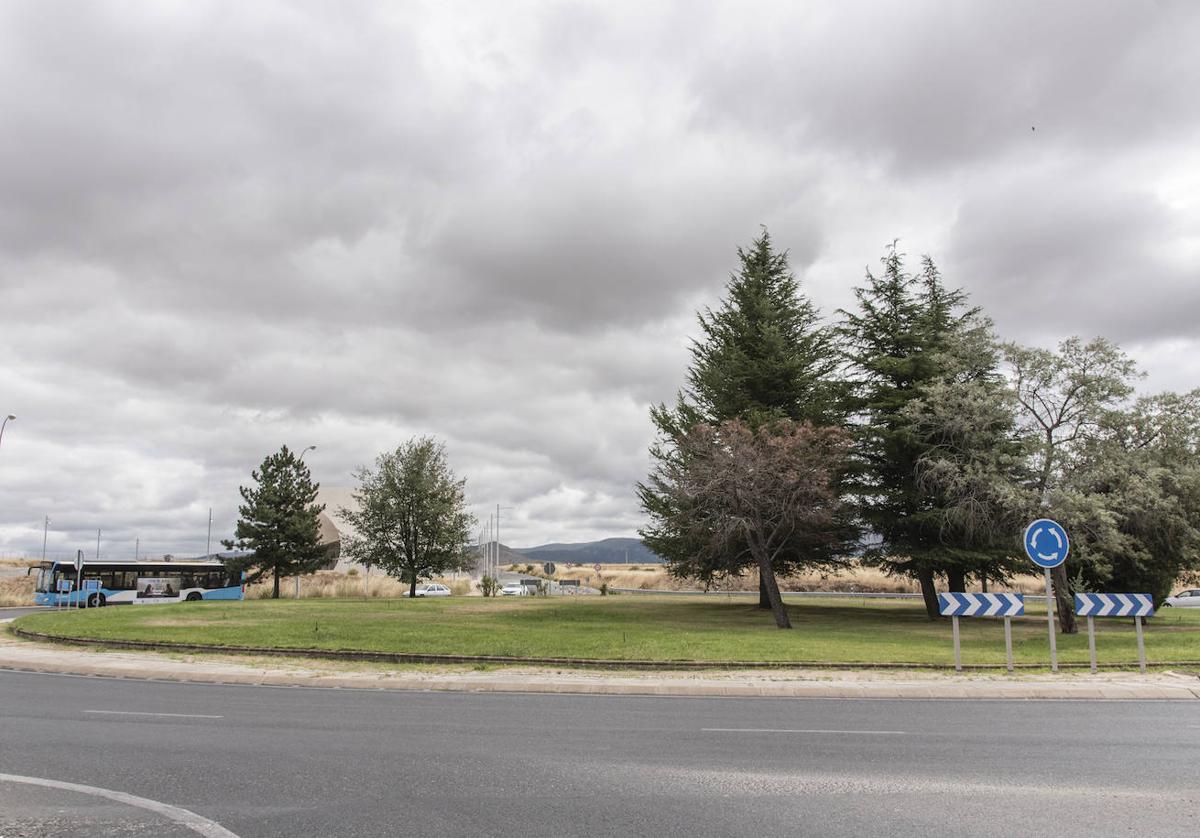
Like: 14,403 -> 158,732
12,596 -> 1200,667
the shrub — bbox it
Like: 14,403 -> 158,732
479,575 -> 500,597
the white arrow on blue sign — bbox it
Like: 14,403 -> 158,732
938,593 -> 1024,618
1075,593 -> 1154,618
1023,518 -> 1069,569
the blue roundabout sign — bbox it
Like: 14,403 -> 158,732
1023,518 -> 1069,569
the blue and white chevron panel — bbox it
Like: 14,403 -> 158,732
938,593 -> 1025,617
1074,593 -> 1154,617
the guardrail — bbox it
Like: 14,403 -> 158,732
612,588 -> 1051,602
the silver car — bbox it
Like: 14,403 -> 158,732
1162,589 -> 1200,608
413,583 -> 452,597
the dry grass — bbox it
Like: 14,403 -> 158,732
244,571 -> 474,600
531,562 -> 1051,595
0,575 -> 35,607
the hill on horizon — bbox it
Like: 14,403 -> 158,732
511,537 -> 664,566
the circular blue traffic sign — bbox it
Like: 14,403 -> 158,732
1024,518 -> 1069,569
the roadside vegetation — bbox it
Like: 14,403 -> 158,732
640,231 -> 1200,630
13,596 -> 1200,666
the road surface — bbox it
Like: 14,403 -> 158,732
1,668 -> 1197,836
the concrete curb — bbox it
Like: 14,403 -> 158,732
14,627 -> 1200,672
3,631 -> 1199,700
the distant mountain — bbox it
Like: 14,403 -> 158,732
512,537 -> 664,566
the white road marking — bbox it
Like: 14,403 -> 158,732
0,772 -> 239,837
84,709 -> 223,719
702,728 -> 908,735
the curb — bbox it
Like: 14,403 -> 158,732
12,627 -> 1200,672
3,633 -> 1199,700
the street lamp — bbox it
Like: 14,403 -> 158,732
0,414 -> 15,451
299,445 -> 316,463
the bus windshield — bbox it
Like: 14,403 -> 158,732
33,562 -> 53,593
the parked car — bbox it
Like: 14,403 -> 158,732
413,583 -> 452,597
1162,589 -> 1200,608
499,583 -> 527,596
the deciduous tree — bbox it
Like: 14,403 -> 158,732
340,437 -> 475,597
1005,337 -> 1140,633
650,419 -> 854,628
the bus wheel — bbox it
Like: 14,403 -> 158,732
185,592 -> 202,602
88,593 -> 106,608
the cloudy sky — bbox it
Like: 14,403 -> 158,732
1,0 -> 1198,558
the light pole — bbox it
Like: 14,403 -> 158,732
41,516 -> 49,563
0,414 -> 15,452
295,445 -> 316,600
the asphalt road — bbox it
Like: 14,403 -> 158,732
1,669 -> 1198,837
0,606 -> 49,620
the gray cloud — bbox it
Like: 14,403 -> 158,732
1,0 -> 1198,554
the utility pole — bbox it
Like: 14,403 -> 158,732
95,529 -> 101,559
41,516 -> 49,563
495,504 -> 501,574
135,536 -> 140,561
206,508 -> 213,557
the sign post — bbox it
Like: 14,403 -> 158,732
938,593 -> 1025,672
74,550 -> 85,611
1075,593 -> 1155,674
56,579 -> 72,610
1023,519 -> 1069,673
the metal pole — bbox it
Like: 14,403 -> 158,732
1044,568 -> 1058,672
952,615 -> 962,672
206,508 -> 212,557
1088,615 -> 1097,674
496,504 -> 501,573
1135,616 -> 1147,674
135,537 -> 139,561
0,414 -> 15,452
96,529 -> 101,559
76,551 -> 83,611
41,516 -> 49,563
1004,616 -> 1013,673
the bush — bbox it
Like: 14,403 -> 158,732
479,575 -> 500,597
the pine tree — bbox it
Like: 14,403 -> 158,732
639,229 -> 846,599
840,246 -> 1019,618
234,445 -> 327,599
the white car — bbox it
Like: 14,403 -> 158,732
413,583 -> 452,597
499,583 -> 527,596
1162,589 -> 1200,608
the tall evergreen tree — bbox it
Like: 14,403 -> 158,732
234,445 -> 327,599
639,230 -> 847,599
840,246 -> 1010,618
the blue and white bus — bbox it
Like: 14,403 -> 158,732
33,558 -> 244,607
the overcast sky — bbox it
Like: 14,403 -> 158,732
2,0 -> 1198,558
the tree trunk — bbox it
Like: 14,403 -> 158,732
917,567 -> 939,619
946,568 -> 966,593
980,572 -> 988,594
272,568 -> 280,599
758,576 -> 770,609
409,575 -> 417,598
1051,564 -> 1077,634
755,555 -> 791,629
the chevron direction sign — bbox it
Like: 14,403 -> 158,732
939,593 -> 1024,618
1074,593 -> 1154,618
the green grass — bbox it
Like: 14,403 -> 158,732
14,596 -> 1200,667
